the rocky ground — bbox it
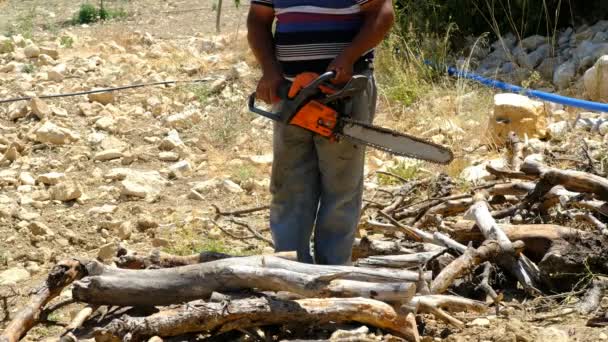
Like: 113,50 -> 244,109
1,0 -> 608,341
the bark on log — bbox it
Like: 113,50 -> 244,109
486,165 -> 536,180
465,193 -> 541,292
521,159 -> 608,201
73,256 -> 423,307
430,240 -> 524,294
445,220 -> 583,260
488,182 -> 535,196
414,198 -> 474,228
94,297 -> 420,342
0,260 -> 87,342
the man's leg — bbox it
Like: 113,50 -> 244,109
270,121 -> 320,264
313,70 -> 377,265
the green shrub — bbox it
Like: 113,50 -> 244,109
73,2 -> 127,25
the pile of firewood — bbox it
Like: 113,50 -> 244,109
2,133 -> 608,342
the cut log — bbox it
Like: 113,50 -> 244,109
488,182 -> 535,196
0,260 -> 87,342
94,297 -> 420,342
522,159 -> 608,201
465,193 -> 541,292
445,220 -> 583,261
430,240 -> 524,294
356,251 -> 445,269
414,198 -> 474,228
352,237 -> 444,260
73,256 -> 423,307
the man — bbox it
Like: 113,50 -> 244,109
247,0 -> 395,265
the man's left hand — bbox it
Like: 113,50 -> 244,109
327,54 -> 355,85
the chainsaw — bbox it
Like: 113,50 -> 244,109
248,71 -> 454,165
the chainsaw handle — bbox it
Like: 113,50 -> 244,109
248,92 -> 282,121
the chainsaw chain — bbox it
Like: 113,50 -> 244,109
336,117 -> 454,165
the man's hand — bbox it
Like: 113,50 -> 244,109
248,4 -> 282,104
327,0 -> 394,84
327,54 -> 355,85
256,67 -> 284,104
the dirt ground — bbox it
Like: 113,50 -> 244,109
1,0 -> 608,341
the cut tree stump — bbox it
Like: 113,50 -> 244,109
0,260 -> 87,342
93,297 -> 420,342
73,256 -> 422,306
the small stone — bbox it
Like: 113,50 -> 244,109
49,182 -> 82,201
95,116 -> 116,131
25,261 -> 40,275
223,179 -> 244,193
48,64 -> 66,82
19,172 -> 36,185
35,121 -> 79,145
599,332 -> 608,340
137,217 -> 159,231
117,221 -> 132,240
489,93 -> 547,145
152,238 -> 170,247
120,170 -> 167,199
169,160 -> 192,176
8,102 -> 28,120
98,242 -> 117,261
468,318 -> 491,327
88,91 -> 114,105
28,221 -> 54,236
30,98 -> 51,119
37,172 -> 65,185
94,149 -> 123,161
159,129 -> 184,151
159,151 -> 180,162
249,154 -> 273,165
24,44 -> 40,58
164,106 -> 201,128
39,46 -> 59,59
191,178 -> 221,192
2,145 -> 19,162
88,204 -> 117,215
547,121 -> 569,141
0,267 -> 30,285
599,122 -> 608,136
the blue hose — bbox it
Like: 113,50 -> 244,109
433,63 -> 608,112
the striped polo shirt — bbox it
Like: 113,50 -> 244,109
251,0 -> 374,77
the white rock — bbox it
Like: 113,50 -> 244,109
489,93 -> 547,144
30,97 -> 51,119
19,172 -> 36,185
159,151 -> 180,161
599,121 -> 608,136
40,46 -> 59,59
164,106 -> 201,128
250,154 -> 273,165
95,116 -> 116,131
468,317 -> 491,327
223,179 -> 244,193
24,44 -> 40,58
88,204 -> 117,215
8,102 -> 28,120
0,267 -> 30,285
460,159 -> 507,183
49,182 -> 82,201
159,130 -> 184,151
191,178 -> 221,192
37,172 -> 65,185
584,55 -> 608,102
48,63 -> 66,82
35,121 -> 79,145
169,160 -> 192,176
88,91 -> 114,105
94,149 -> 123,161
118,169 -> 167,199
547,121 -> 569,141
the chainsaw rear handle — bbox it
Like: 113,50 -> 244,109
248,71 -> 337,121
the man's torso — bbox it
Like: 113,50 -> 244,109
252,0 -> 374,77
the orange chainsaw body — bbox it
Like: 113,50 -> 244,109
288,73 -> 339,138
